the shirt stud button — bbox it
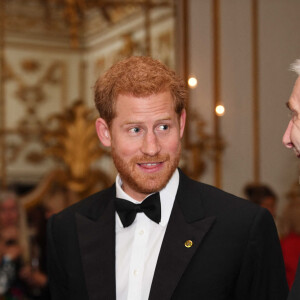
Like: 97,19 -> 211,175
185,240 -> 193,248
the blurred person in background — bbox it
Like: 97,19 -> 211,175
0,189 -> 30,299
244,183 -> 277,218
20,184 -> 67,300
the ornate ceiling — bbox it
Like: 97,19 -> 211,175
2,0 -> 173,47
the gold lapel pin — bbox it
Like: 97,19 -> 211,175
184,240 -> 193,248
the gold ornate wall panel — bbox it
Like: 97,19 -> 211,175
2,56 -> 67,182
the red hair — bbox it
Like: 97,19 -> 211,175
94,56 -> 187,126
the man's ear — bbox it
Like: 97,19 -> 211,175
95,118 -> 111,147
179,109 -> 186,138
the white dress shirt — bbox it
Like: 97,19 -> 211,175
115,169 -> 179,300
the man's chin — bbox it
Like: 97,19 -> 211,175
131,173 -> 169,194
122,165 -> 175,195
134,185 -> 164,195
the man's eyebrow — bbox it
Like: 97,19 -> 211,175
123,120 -> 142,125
123,117 -> 172,124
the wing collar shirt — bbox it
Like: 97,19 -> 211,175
115,169 -> 179,300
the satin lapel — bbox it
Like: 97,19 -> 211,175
76,195 -> 116,300
149,201 -> 215,300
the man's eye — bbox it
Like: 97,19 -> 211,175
129,127 -> 140,133
290,111 -> 298,121
158,124 -> 169,130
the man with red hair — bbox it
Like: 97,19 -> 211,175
47,56 -> 288,300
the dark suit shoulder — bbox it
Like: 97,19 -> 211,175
177,169 -> 264,223
199,180 -> 259,212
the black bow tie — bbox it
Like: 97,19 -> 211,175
115,192 -> 161,228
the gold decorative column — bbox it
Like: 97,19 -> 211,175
212,0 -> 222,188
252,0 -> 260,183
79,58 -> 86,103
144,0 -> 151,56
182,0 -> 190,144
0,0 -> 6,188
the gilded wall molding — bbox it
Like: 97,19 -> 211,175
2,58 -> 67,180
252,0 -> 260,183
0,0 -> 6,187
212,0 -> 223,188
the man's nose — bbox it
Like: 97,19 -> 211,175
141,131 -> 161,156
283,120 -> 293,148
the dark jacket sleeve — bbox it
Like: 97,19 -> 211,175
47,215 -> 69,300
235,208 -> 289,300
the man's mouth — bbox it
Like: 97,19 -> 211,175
137,162 -> 164,171
139,162 -> 160,166
133,154 -> 169,170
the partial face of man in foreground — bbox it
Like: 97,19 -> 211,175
282,60 -> 300,300
283,75 -> 300,157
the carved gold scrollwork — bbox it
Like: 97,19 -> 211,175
42,100 -> 112,196
3,61 -> 15,81
42,62 -> 63,84
2,60 -> 65,166
21,60 -> 41,72
16,85 -> 45,107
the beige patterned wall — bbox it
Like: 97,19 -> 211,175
3,49 -> 75,183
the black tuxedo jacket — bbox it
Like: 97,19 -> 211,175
47,170 -> 288,300
288,259 -> 300,300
